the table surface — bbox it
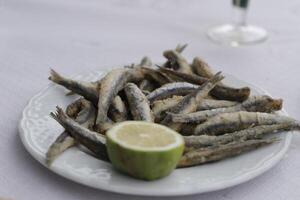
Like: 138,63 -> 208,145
1,0 -> 300,199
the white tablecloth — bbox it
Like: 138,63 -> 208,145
1,0 -> 300,199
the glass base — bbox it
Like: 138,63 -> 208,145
207,24 -> 268,46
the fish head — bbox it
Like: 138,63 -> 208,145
261,95 -> 283,112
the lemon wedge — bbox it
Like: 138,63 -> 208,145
106,121 -> 184,180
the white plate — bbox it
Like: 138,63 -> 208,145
19,71 -> 292,196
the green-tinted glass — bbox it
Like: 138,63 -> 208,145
232,0 -> 249,8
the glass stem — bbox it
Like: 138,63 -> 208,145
232,0 -> 249,27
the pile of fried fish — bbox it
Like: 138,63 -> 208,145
47,44 -> 299,168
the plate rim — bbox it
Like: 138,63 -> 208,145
18,71 -> 293,196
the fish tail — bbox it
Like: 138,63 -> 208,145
50,106 -> 68,127
45,131 -> 75,166
140,56 -> 152,67
175,44 -> 188,53
49,69 -> 63,83
209,71 -> 224,85
65,91 -> 75,96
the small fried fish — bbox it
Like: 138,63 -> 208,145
194,111 -> 300,135
163,44 -> 188,68
46,100 -> 96,165
141,67 -> 173,86
184,123 -> 298,150
177,139 -> 276,168
191,57 -> 214,78
66,98 -> 92,119
147,82 -> 198,103
49,69 -> 99,105
161,72 -> 224,131
95,68 -> 130,129
50,106 -> 108,161
152,97 -> 238,121
108,95 -> 128,122
169,95 -> 283,123
158,67 -> 250,102
152,96 -> 184,121
124,83 -> 153,122
196,99 -> 238,111
163,50 -> 193,74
